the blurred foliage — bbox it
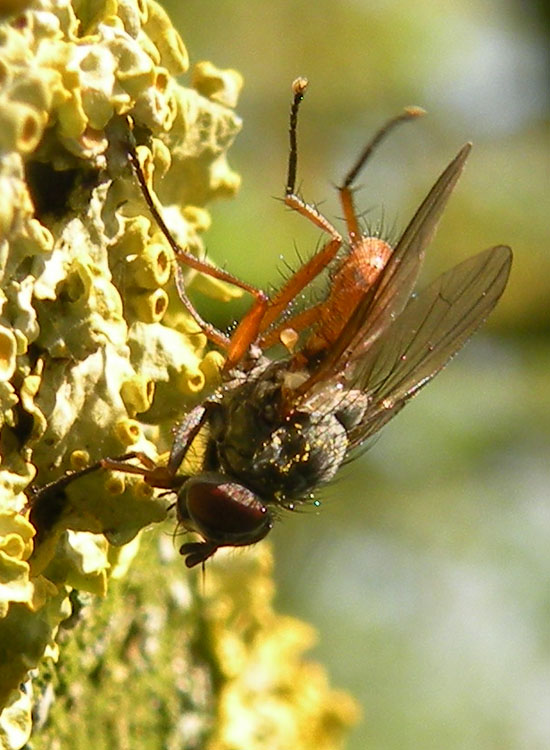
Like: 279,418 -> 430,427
161,1 -> 549,749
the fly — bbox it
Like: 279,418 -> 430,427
29,78 -> 512,567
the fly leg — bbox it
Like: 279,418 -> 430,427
28,452 -> 143,542
126,132 -> 269,367
338,106 -> 425,241
258,86 -> 423,348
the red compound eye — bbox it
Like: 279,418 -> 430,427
176,473 -> 273,567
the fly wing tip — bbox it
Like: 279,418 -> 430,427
456,141 -> 473,164
495,244 -> 513,282
501,244 -> 513,260
480,244 -> 513,302
490,244 -> 513,269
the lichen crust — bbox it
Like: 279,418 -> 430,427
0,0 -> 242,736
204,546 -> 361,750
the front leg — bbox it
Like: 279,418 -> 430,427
28,452 -> 145,542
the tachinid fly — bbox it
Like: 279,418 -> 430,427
30,79 -> 512,567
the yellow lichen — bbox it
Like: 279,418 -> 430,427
0,689 -> 32,750
120,374 -> 155,416
199,350 -> 225,388
175,363 -> 207,396
0,326 -> 17,382
130,241 -> 173,288
0,100 -> 45,154
0,512 -> 34,614
204,547 -> 361,750
192,61 -> 244,109
113,417 -> 142,446
103,472 -> 127,496
143,0 -> 189,75
69,450 -> 91,471
0,0 -> 242,726
130,286 -> 169,322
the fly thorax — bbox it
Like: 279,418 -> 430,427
209,364 -> 285,476
223,406 -> 349,501
208,361 -> 353,502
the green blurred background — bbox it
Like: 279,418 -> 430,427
163,2 -> 549,748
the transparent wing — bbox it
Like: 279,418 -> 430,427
299,144 -> 472,392
347,244 -> 512,449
